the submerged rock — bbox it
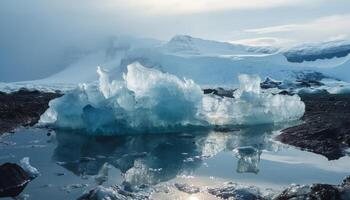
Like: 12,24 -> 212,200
0,163 -> 31,197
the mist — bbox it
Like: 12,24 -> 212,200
1,0 -> 349,82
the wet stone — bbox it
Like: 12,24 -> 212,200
277,93 -> 350,160
174,183 -> 200,194
203,88 -> 235,98
0,89 -> 62,134
207,182 -> 264,200
78,185 -> 150,200
0,163 -> 31,197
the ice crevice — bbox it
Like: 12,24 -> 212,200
39,62 -> 305,135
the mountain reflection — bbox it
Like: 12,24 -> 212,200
51,123 -> 290,186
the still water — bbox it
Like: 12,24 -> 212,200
1,124 -> 350,199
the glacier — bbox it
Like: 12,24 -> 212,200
39,63 -> 305,134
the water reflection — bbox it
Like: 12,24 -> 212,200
234,146 -> 262,174
52,123 -> 289,186
53,131 -> 203,186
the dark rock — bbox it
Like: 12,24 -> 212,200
207,183 -> 264,200
261,72 -> 329,92
293,71 -> 328,82
278,90 -> 293,96
78,185 -> 150,200
310,184 -> 342,200
260,77 -> 282,89
213,125 -> 240,132
174,183 -> 200,194
295,79 -> 324,88
273,178 -> 350,200
203,88 -> 216,94
274,184 -> 342,200
0,163 -> 31,197
0,90 -> 62,134
80,157 -> 96,162
340,176 -> 350,199
276,93 -> 350,160
55,172 -> 65,176
178,133 -> 195,138
341,176 -> 350,187
203,88 -> 235,98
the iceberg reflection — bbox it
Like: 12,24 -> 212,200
233,146 -> 261,174
52,124 -> 287,186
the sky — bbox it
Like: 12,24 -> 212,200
1,0 -> 350,81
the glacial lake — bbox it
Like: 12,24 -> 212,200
1,123 -> 350,199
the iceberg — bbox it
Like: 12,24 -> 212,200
201,74 -> 305,125
20,157 -> 40,179
39,63 -> 305,134
95,163 -> 110,185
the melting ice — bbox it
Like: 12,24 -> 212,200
39,63 -> 305,134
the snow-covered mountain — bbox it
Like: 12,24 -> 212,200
283,40 -> 350,63
2,35 -> 349,91
161,35 -> 277,56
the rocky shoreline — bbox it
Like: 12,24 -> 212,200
78,176 -> 350,200
276,93 -> 350,160
0,89 -> 62,134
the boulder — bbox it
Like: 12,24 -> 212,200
0,163 -> 31,197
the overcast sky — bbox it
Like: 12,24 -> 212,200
1,0 -> 350,81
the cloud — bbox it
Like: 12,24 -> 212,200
326,34 -> 349,42
245,24 -> 301,34
243,15 -> 350,43
105,0 -> 319,15
0,0 -> 348,81
230,37 -> 294,47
